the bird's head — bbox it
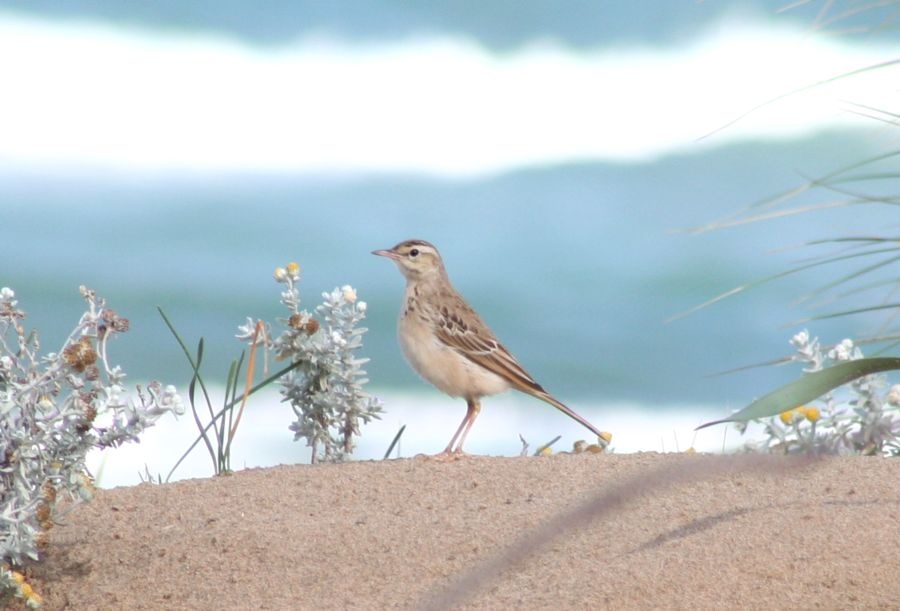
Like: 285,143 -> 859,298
372,239 -> 445,282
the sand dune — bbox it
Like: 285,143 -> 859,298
24,453 -> 900,610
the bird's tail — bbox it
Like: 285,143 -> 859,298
532,389 -> 605,439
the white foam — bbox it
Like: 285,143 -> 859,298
87,386 -> 763,488
1,12 -> 898,176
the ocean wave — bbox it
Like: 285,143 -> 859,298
87,385 -> 757,488
1,11 -> 897,176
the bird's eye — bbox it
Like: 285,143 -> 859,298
409,248 -> 419,257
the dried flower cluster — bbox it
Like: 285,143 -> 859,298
1,564 -> 43,607
238,263 -> 382,463
740,330 -> 899,455
0,286 -> 184,574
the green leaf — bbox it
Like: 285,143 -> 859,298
382,424 -> 406,460
697,357 -> 900,430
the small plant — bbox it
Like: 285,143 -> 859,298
242,262 -> 382,463
735,330 -> 899,455
160,309 -> 269,478
681,3 -> 900,439
0,286 -> 183,604
165,262 -> 381,476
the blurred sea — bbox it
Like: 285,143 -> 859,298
4,130 -> 893,396
2,1 -> 898,484
4,130 -> 896,486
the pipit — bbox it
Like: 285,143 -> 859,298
373,239 -> 606,456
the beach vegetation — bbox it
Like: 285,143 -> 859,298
265,263 -> 382,463
164,261 -> 381,475
688,3 -> 899,452
0,286 -> 184,605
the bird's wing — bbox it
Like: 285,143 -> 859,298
431,293 -> 545,395
432,290 -> 604,439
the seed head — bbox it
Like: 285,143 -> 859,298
341,285 -> 357,303
62,337 -> 97,372
289,314 -> 319,335
41,482 -> 57,503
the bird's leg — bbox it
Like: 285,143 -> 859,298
435,397 -> 481,458
441,398 -> 475,455
451,397 -> 481,455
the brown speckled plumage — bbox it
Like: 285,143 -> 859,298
373,239 -> 604,455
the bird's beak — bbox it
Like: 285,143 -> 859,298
372,248 -> 400,260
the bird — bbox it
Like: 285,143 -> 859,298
372,238 -> 606,457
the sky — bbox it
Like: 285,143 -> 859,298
1,8 -> 898,177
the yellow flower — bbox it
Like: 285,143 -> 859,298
801,406 -> 820,422
11,571 -> 25,584
20,583 -> 33,598
538,446 -> 552,456
597,431 -> 612,447
273,267 -> 287,282
779,409 -> 797,425
286,262 -> 300,277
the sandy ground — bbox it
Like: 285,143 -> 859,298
19,452 -> 900,610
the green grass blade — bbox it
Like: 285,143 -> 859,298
704,355 -> 795,378
700,61 -> 900,139
789,302 -> 900,325
534,435 -> 562,456
382,424 -> 406,459
158,308 -> 217,477
165,358 -> 305,482
194,338 -> 220,436
808,237 -> 900,246
187,341 -> 216,470
217,358 -> 240,473
832,171 -> 900,183
844,101 -> 900,121
668,247 -> 900,322
158,307 -> 218,428
697,357 -> 900,430
683,149 -> 900,234
222,351 -> 247,468
187,380 -> 216,467
794,252 -> 900,303
683,199 -> 852,234
158,306 -> 201,369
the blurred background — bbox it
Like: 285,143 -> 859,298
2,1 -> 898,484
